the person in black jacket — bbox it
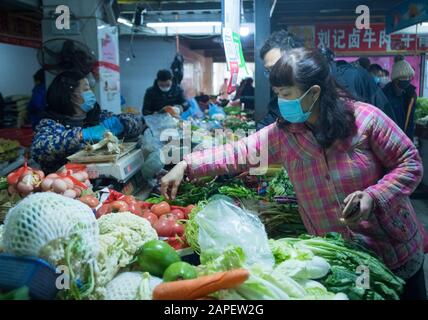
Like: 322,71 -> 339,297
142,69 -> 188,116
383,56 -> 417,141
320,49 -> 397,123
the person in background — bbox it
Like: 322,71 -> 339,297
231,77 -> 255,110
161,48 -> 427,300
380,69 -> 390,88
218,78 -> 229,100
258,31 -> 396,130
142,69 -> 188,116
320,48 -> 397,123
368,63 -> 385,87
383,56 -> 417,141
28,69 -> 47,130
257,30 -> 306,130
355,57 -> 371,71
31,70 -> 142,172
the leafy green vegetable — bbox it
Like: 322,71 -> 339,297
184,201 -> 207,254
269,233 -> 405,300
219,184 -> 257,199
416,97 -> 428,120
266,169 -> 295,200
198,246 -> 246,275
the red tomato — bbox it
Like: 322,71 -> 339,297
142,211 -> 158,226
128,201 -> 143,216
137,201 -> 152,210
110,200 -> 129,212
96,204 -> 112,219
154,214 -> 184,237
170,209 -> 185,220
79,195 -> 100,209
151,201 -> 171,217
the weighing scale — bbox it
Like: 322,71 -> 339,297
67,142 -> 146,195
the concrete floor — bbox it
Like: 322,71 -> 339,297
411,199 -> 428,297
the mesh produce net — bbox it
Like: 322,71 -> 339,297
2,192 -> 100,292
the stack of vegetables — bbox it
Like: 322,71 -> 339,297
183,200 -> 404,300
269,234 -> 405,300
6,164 -> 92,199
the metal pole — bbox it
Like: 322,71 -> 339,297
254,0 -> 271,122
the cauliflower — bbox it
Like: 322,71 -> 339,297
2,193 -> 99,300
104,272 -> 162,300
91,212 -> 157,299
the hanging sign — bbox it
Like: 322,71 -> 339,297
315,23 -> 428,52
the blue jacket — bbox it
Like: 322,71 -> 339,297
31,105 -> 143,172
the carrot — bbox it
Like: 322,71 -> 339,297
153,268 -> 249,300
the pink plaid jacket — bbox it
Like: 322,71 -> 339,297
184,101 -> 426,270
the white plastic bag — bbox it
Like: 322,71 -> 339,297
196,200 -> 274,268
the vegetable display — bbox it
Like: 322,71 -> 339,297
269,233 -> 405,300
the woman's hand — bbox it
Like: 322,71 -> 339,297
342,191 -> 374,226
160,161 -> 188,200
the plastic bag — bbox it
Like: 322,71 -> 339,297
143,113 -> 178,140
181,98 -> 204,120
195,200 -> 274,268
208,103 -> 226,120
141,149 -> 164,180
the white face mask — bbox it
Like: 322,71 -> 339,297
159,86 -> 171,93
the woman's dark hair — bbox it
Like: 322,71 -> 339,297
33,69 -> 45,84
46,70 -> 85,117
157,69 -> 173,82
270,48 -> 356,149
369,63 -> 383,74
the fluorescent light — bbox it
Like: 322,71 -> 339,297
118,17 -> 133,27
240,26 -> 249,37
147,21 -> 222,28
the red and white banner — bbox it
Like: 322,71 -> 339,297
315,23 -> 428,52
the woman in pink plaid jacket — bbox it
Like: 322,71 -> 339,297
161,48 -> 427,299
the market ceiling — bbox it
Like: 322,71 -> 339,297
270,0 -> 403,27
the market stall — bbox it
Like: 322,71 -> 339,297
0,161 -> 406,300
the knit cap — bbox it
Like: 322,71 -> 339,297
391,57 -> 415,80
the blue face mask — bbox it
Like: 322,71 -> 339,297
373,76 -> 381,85
277,88 -> 318,123
80,90 -> 97,112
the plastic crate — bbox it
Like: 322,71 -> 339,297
0,254 -> 59,300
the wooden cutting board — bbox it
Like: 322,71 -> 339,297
67,142 -> 138,164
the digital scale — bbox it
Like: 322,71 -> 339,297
68,142 -> 146,194
86,148 -> 144,183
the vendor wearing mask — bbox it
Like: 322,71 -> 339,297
383,56 -> 417,141
142,69 -> 188,116
161,48 -> 427,300
31,71 -> 143,172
